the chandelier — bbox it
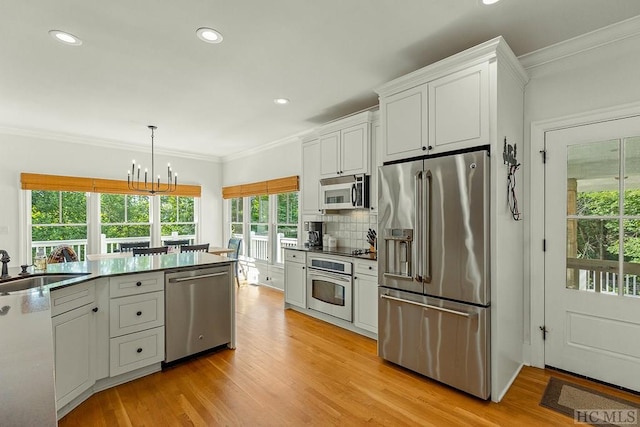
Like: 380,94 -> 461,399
127,125 -> 177,194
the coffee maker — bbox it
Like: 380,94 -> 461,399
304,221 -> 323,248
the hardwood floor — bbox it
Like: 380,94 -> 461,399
60,284 -> 640,426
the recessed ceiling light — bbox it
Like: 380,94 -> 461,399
274,98 -> 290,105
48,30 -> 82,46
481,0 -> 501,4
196,27 -> 223,44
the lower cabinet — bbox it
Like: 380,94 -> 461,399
284,250 -> 306,309
51,282 -> 98,409
108,272 -> 165,377
354,260 -> 378,334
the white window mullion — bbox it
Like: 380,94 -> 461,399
151,195 -> 161,247
87,192 -> 101,255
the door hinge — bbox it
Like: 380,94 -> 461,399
540,149 -> 547,163
543,239 -> 547,251
539,325 -> 548,340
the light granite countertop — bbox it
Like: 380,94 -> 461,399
0,252 -> 234,427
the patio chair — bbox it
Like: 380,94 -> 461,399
228,238 -> 245,286
132,246 -> 168,257
180,243 -> 210,253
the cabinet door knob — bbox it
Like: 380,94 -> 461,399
422,146 -> 427,151
136,311 -> 142,316
137,348 -> 143,353
92,307 -> 99,313
136,281 -> 142,287
368,266 -> 373,270
428,145 -> 433,150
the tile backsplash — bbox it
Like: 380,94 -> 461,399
306,211 -> 377,249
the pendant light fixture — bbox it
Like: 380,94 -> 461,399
127,125 -> 177,194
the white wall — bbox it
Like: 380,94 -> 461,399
523,27 -> 640,365
0,132 -> 222,265
221,138 -> 302,186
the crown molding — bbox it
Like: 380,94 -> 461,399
518,15 -> 640,70
0,126 -> 222,163
221,129 -> 309,163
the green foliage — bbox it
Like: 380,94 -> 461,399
576,190 -> 640,263
32,191 -> 196,242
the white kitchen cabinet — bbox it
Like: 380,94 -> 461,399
379,84 -> 428,162
353,259 -> 378,334
108,272 -> 164,377
428,62 -> 489,153
302,138 -> 322,215
51,290 -> 97,409
319,112 -> 372,178
284,249 -> 306,309
369,115 -> 381,213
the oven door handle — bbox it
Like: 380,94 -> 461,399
307,269 -> 351,283
380,294 -> 471,318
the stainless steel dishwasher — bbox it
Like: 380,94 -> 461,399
164,266 -> 232,364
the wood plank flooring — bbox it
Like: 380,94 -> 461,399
60,284 -> 640,426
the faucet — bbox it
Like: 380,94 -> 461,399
0,250 -> 10,279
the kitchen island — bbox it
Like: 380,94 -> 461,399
0,252 -> 235,427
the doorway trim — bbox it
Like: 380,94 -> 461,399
528,100 -> 640,369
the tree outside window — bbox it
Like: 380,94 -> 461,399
275,192 -> 298,263
31,190 -> 88,260
100,194 -> 151,252
230,197 -> 244,254
160,195 -> 196,242
249,195 -> 269,261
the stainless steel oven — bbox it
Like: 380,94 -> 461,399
306,255 -> 352,321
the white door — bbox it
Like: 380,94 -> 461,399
545,115 -> 640,391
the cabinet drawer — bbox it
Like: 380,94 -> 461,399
284,250 -> 306,264
355,260 -> 378,278
50,281 -> 95,317
109,291 -> 164,337
109,272 -> 163,298
109,326 -> 164,377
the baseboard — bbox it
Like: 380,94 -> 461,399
492,363 -> 524,403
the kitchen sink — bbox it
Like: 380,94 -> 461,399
0,274 -> 89,294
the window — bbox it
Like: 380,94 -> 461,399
249,195 -> 269,261
100,194 -> 151,253
228,191 -> 299,265
275,192 -> 299,263
160,195 -> 196,244
31,190 -> 88,260
230,197 -> 244,255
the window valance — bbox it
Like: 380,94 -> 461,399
222,175 -> 299,199
21,173 -> 202,197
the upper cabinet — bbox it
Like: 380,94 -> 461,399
428,62 -> 489,152
376,37 -> 528,163
301,137 -> 322,215
379,84 -> 428,162
319,111 -> 372,178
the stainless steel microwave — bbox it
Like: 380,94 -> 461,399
320,174 -> 369,210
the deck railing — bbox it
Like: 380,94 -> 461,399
567,257 -> 640,296
32,234 -> 196,261
248,233 -> 298,264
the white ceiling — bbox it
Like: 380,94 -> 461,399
2,1 -> 640,160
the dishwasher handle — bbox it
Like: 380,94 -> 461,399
168,272 -> 228,283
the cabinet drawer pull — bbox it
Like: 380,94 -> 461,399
136,311 -> 142,316
136,281 -> 142,287
137,348 -> 143,353
92,307 -> 99,313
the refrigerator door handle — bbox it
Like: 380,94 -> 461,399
380,294 -> 472,318
422,170 -> 432,283
414,171 -> 423,283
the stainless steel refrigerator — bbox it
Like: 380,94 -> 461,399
377,149 -> 490,399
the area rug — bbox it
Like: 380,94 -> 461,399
540,377 -> 640,426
